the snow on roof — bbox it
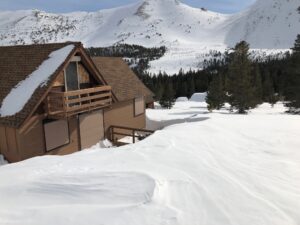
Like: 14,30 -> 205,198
0,45 -> 74,117
176,97 -> 188,102
189,92 -> 207,102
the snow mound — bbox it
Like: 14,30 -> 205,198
189,93 -> 207,102
8,172 -> 155,207
176,97 -> 188,102
1,102 -> 300,225
0,45 -> 74,117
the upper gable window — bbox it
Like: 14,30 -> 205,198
65,62 -> 79,91
64,58 -> 95,91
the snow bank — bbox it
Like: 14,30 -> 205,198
176,97 -> 188,102
0,45 -> 74,117
189,92 -> 207,102
0,102 -> 299,225
0,155 -> 8,166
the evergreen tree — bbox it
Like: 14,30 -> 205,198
284,34 -> 300,113
206,74 -> 226,111
154,83 -> 164,101
252,64 -> 263,105
187,76 -> 195,98
262,69 -> 276,105
226,41 -> 257,113
159,83 -> 175,109
178,81 -> 188,97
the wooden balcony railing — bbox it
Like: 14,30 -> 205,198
46,85 -> 112,119
109,125 -> 154,146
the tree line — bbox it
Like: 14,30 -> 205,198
85,39 -> 300,113
206,36 -> 300,114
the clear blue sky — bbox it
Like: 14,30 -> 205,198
0,0 -> 256,14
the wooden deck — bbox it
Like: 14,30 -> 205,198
109,125 -> 154,146
46,85 -> 112,119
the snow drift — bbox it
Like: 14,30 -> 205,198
0,102 -> 299,225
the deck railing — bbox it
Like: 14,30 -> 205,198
46,85 -> 112,118
109,125 -> 154,146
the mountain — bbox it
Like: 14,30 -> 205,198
226,0 -> 300,49
0,0 -> 299,73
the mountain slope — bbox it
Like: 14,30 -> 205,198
0,0 -> 299,73
225,0 -> 300,49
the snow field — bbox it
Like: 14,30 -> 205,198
0,101 -> 300,225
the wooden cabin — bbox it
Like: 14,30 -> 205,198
0,42 -> 154,163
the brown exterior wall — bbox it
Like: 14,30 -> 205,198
9,116 -> 80,162
104,99 -> 146,138
1,99 -> 146,163
0,126 -> 20,162
78,63 -> 90,84
53,71 -> 65,87
46,116 -> 80,156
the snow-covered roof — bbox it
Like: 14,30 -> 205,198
0,45 -> 74,117
0,42 -> 79,127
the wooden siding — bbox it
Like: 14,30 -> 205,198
16,117 -> 45,160
14,116 -> 80,161
46,117 -> 80,156
0,126 -> 20,162
53,71 -> 65,87
78,63 -> 90,84
104,99 -> 146,138
79,110 -> 104,149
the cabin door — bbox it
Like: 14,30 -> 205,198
79,110 -> 104,150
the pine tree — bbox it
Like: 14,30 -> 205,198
206,74 -> 226,111
252,64 -> 263,105
159,82 -> 175,109
187,77 -> 195,98
284,34 -> 300,113
262,69 -> 276,105
226,41 -> 257,114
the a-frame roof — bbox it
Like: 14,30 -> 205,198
0,42 -> 82,128
92,57 -> 154,103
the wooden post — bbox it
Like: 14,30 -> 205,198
132,129 -> 135,143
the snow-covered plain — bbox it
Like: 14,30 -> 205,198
0,0 -> 298,73
0,98 -> 300,225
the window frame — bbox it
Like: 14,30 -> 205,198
43,119 -> 70,152
134,96 -> 145,117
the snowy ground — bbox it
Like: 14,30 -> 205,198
0,97 -> 300,225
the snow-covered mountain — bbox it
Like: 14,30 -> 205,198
0,0 -> 299,73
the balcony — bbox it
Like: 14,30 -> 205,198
46,85 -> 112,119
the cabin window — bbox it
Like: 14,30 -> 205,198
134,97 -> 145,116
64,61 -> 96,91
44,120 -> 70,151
65,62 -> 79,91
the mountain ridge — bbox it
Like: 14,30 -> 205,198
0,0 -> 299,73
